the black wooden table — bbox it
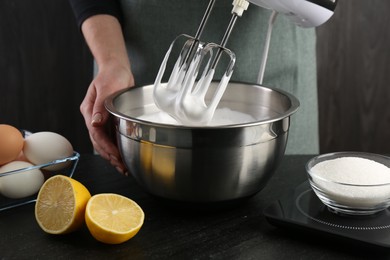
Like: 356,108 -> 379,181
1,154 -> 389,259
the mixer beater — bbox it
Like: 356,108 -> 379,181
153,0 -> 249,125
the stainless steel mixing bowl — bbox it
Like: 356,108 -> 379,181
105,82 -> 299,203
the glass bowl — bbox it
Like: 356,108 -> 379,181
306,152 -> 390,216
0,152 -> 79,211
0,129 -> 79,212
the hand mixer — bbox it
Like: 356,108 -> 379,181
153,0 -> 338,126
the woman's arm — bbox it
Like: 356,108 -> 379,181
81,14 -> 134,175
69,0 -> 134,174
81,14 -> 131,76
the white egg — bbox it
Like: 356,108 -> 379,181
23,132 -> 74,171
0,161 -> 45,199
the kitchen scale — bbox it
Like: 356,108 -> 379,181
264,181 -> 390,249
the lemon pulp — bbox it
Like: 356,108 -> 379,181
85,193 -> 144,244
35,175 -> 91,234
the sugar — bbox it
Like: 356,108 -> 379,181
312,157 -> 390,185
311,157 -> 390,207
137,107 -> 256,126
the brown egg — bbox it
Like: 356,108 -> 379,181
0,124 -> 24,165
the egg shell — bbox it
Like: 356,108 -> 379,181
0,161 -> 44,199
16,151 -> 31,163
0,124 -> 24,165
23,132 -> 73,171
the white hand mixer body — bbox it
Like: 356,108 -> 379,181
247,0 -> 337,27
153,0 -> 338,126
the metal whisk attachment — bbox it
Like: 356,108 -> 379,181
153,0 -> 249,125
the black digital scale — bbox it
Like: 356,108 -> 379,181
264,181 -> 390,248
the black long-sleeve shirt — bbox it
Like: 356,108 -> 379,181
68,0 -> 123,27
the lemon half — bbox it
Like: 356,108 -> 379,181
85,193 -> 144,244
35,175 -> 91,234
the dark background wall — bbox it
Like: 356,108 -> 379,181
1,0 -> 389,154
0,0 -> 93,153
316,0 -> 390,154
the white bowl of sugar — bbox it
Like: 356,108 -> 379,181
306,152 -> 390,216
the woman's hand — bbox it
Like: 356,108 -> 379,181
80,61 -> 135,175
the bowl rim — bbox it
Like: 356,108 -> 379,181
104,81 -> 300,129
306,151 -> 390,187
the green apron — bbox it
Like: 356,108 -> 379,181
116,0 -> 319,154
